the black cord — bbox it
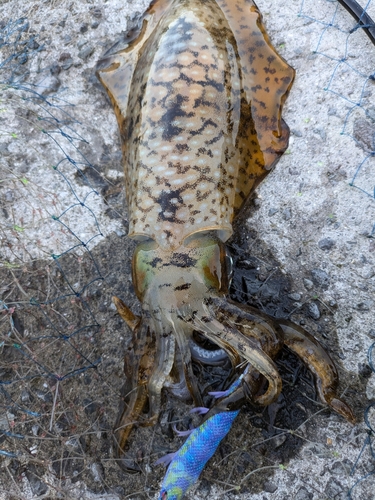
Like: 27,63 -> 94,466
337,0 -> 375,45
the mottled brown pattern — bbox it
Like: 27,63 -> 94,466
97,0 -> 294,249
97,2 -> 354,489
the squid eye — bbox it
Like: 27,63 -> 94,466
225,250 -> 233,286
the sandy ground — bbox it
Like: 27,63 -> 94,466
0,0 -> 375,499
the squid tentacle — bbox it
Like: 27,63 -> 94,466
211,297 -> 284,357
171,319 -> 204,407
164,347 -> 192,401
110,314 -> 157,466
193,306 -> 283,406
147,316 -> 176,418
278,319 -> 356,424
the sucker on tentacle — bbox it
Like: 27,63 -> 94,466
96,0 -> 355,492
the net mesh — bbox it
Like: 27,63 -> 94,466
0,1 -> 374,498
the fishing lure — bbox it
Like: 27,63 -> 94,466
96,0 -> 355,478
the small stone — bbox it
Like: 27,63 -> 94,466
50,63 -> 61,75
77,39 -> 87,50
353,118 -> 375,151
83,398 -> 99,416
63,35 -> 72,45
330,460 -> 351,476
282,207 -> 292,220
65,437 -> 80,449
90,462 -> 105,482
80,23 -> 88,34
25,466 -> 48,496
291,128 -> 302,137
303,278 -> 313,290
305,301 -> 320,320
268,207 -> 278,216
21,389 -> 30,402
59,52 -> 71,61
324,478 -> 346,500
91,21 -> 99,29
355,300 -> 373,311
61,59 -> 73,70
368,329 -> 375,338
318,237 -> 335,251
4,190 -> 14,201
273,434 -> 287,448
0,143 -> 9,157
90,7 -> 102,18
27,39 -> 39,50
78,46 -> 94,60
359,363 -> 372,379
115,229 -> 126,237
288,292 -> 302,301
316,127 -> 327,140
263,481 -> 278,493
295,487 -> 313,500
311,268 -> 330,289
367,106 -> 375,121
36,75 -> 61,95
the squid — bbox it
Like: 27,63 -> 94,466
96,0 -> 355,474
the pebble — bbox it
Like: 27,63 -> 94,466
90,462 -> 105,482
305,301 -> 320,320
282,207 -> 292,220
268,207 -> 278,216
288,292 -> 302,301
311,268 -> 330,289
324,478 -> 346,500
61,58 -> 73,70
330,460 -> 352,476
90,7 -> 102,18
303,278 -> 313,290
4,190 -> 14,201
295,487 -> 313,500
291,128 -> 302,137
328,299 -> 337,308
77,39 -> 87,50
273,434 -> 287,448
80,23 -> 89,34
313,127 -> 326,140
78,46 -> 94,60
0,143 -> 9,156
263,481 -> 278,493
355,300 -> 373,311
353,118 -> 375,151
25,466 -> 48,496
318,237 -> 335,251
367,106 -> 375,121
